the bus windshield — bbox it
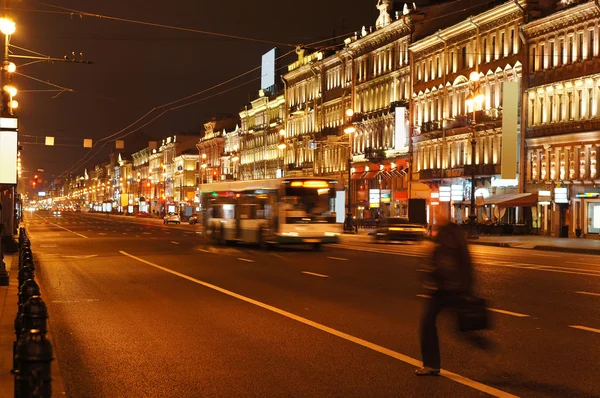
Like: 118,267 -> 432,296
283,186 -> 335,223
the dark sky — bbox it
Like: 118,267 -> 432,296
12,0 -> 377,183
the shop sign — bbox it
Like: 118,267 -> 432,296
439,186 -> 451,202
451,185 -> 463,202
554,187 -> 569,204
430,192 -> 439,206
576,192 -> 600,198
538,190 -> 551,205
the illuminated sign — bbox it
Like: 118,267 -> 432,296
261,48 -> 276,90
394,107 -> 408,150
0,130 -> 18,184
451,184 -> 463,202
538,190 -> 551,205
38,192 -> 46,197
439,186 -> 451,203
554,187 -> 569,204
576,192 -> 599,198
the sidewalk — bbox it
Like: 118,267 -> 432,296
348,228 -> 600,255
0,251 -> 67,397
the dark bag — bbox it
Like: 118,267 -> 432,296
456,295 -> 490,332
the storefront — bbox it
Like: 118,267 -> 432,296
575,191 -> 600,237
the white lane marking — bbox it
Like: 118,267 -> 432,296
488,308 -> 530,318
49,222 -> 88,239
98,233 -> 107,236
198,249 -> 211,253
119,251 -> 516,398
327,256 -> 348,261
415,296 -> 530,318
416,269 -> 429,273
39,244 -> 57,248
302,271 -> 329,278
569,325 -> 600,334
142,232 -> 152,235
171,241 -> 180,245
238,258 -> 255,263
575,291 -> 600,297
528,253 -> 559,257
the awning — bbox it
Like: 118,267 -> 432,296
363,171 -> 380,180
351,172 -> 364,180
463,193 -> 538,207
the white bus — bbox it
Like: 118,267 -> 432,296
200,177 -> 343,248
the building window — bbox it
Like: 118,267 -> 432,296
436,57 -> 440,78
588,88 -> 593,118
483,38 -> 487,62
540,98 -> 544,123
501,32 -> 505,57
569,35 -> 574,63
491,36 -> 496,60
550,41 -> 555,68
540,43 -> 545,70
461,46 -> 467,70
558,94 -> 564,121
589,30 -> 594,59
568,92 -> 573,120
549,95 -> 554,122
578,32 -> 584,61
559,38 -> 564,65
531,46 -> 536,72
578,89 -> 583,118
530,99 -> 535,125
509,29 -> 515,55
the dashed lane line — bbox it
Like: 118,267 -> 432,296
119,251 -> 517,398
238,258 -> 255,263
575,291 -> 600,297
171,241 -> 180,245
416,295 -> 530,318
302,271 -> 329,278
488,308 -> 530,318
48,222 -> 88,239
327,256 -> 348,261
569,325 -> 600,334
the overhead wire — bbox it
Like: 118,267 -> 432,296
29,2 -> 297,48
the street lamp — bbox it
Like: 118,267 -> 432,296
343,109 -> 357,233
465,71 -> 484,238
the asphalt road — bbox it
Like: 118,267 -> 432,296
23,210 -> 600,398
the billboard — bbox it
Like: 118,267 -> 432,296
394,107 -> 408,150
501,81 -> 519,179
261,48 -> 276,91
0,130 -> 18,184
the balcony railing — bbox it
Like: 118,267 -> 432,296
526,118 -> 600,139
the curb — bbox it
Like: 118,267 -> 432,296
469,240 -> 600,255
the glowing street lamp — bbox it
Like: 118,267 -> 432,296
0,18 -> 16,35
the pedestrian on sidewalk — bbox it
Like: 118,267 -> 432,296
416,210 -> 480,376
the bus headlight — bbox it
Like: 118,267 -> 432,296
325,232 -> 339,237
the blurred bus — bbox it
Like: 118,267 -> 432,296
200,177 -> 342,249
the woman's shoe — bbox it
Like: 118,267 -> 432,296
415,367 -> 440,376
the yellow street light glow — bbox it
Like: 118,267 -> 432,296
345,109 -> 354,117
4,85 -> 17,97
474,91 -> 485,105
277,142 -> 286,149
231,155 -> 239,162
10,100 -> 18,109
469,71 -> 480,82
0,18 -> 16,35
465,93 -> 475,108
344,126 -> 356,134
279,129 -> 286,136
7,62 -> 16,73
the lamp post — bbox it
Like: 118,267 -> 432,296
277,129 -> 286,178
343,109 -> 356,233
465,71 -> 485,238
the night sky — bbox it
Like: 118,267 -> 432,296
11,0 -> 377,185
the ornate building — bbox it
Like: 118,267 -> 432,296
238,94 -> 285,180
197,115 -> 239,184
410,0 -> 528,224
523,0 -> 600,237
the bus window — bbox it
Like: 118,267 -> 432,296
223,204 -> 235,219
240,204 -> 257,220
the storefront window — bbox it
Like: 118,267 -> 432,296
588,202 -> 600,234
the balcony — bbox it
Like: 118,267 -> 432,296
528,59 -> 600,87
412,164 -> 500,181
463,164 -> 501,177
364,147 -> 386,163
526,118 -> 600,139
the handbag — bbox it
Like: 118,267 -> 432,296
456,295 -> 490,332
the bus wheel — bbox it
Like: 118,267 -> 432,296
259,228 -> 271,250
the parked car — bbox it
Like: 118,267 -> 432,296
164,213 -> 181,224
372,217 -> 426,242
188,214 -> 199,225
